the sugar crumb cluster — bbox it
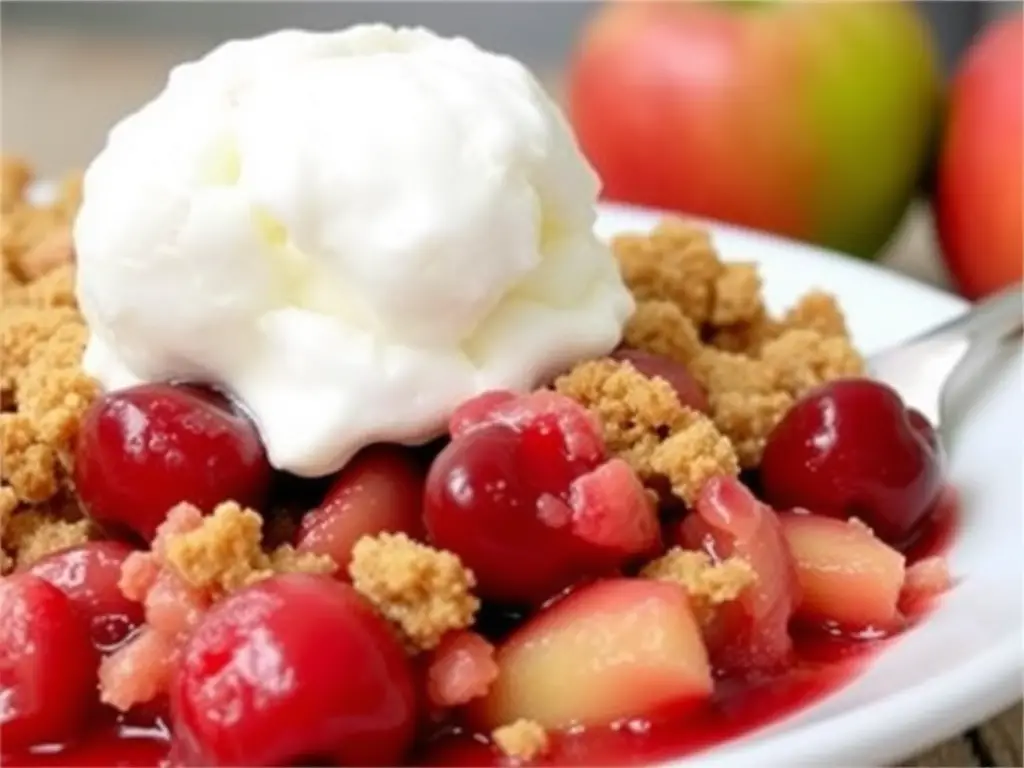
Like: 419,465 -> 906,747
349,532 -> 480,652
599,218 -> 864,471
492,718 -> 550,762
555,358 -> 738,505
1,156 -> 96,572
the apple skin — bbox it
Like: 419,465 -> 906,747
935,14 -> 1023,299
568,1 -> 941,259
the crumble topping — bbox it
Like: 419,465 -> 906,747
349,532 -> 480,652
608,219 -> 865,468
642,548 -> 755,608
783,290 -> 850,338
613,220 -> 723,324
492,719 -> 550,762
554,359 -> 738,504
162,501 -> 336,596
0,490 -> 92,570
760,329 -> 864,397
710,262 -> 762,326
1,157 -> 94,571
623,300 -> 703,366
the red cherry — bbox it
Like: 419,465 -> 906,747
676,477 -> 799,674
75,383 -> 272,542
611,348 -> 710,413
0,574 -> 99,750
296,445 -> 426,573
760,379 -> 943,544
425,391 -> 657,604
28,541 -> 144,653
171,573 -> 417,767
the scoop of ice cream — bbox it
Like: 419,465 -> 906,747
74,25 -> 633,477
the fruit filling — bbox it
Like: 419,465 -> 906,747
1,146 -> 956,768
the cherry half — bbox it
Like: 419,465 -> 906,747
171,574 -> 417,767
425,390 -> 658,605
760,379 -> 943,545
75,383 -> 272,542
28,541 -> 144,653
0,574 -> 100,751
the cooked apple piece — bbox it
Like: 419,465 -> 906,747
676,477 -> 799,673
780,513 -> 905,628
474,578 -> 712,730
898,555 -> 952,617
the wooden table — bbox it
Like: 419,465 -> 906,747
2,25 -> 1020,767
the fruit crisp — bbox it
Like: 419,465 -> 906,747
6,152 -> 952,768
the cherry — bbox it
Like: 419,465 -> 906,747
0,574 -> 100,751
676,477 -> 799,674
75,383 -> 272,542
171,573 -> 417,767
760,379 -> 943,544
611,348 -> 710,413
425,390 -> 658,604
296,445 -> 426,572
28,541 -> 144,653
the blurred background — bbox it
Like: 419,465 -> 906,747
2,1 -> 1021,298
1,1 -> 1016,175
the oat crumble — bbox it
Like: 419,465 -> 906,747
1,156 -> 93,571
641,548 -> 756,620
492,718 -> 550,762
162,501 -> 336,596
349,532 -> 480,652
608,219 -> 864,468
554,359 -> 739,504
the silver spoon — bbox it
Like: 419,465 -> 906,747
868,283 -> 1023,443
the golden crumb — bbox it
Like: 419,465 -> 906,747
710,263 -> 763,327
267,543 -> 337,576
782,290 -> 850,338
555,359 -> 737,502
709,390 -> 794,468
0,414 -> 59,502
689,348 -> 777,397
642,548 -> 755,604
649,418 -> 739,506
707,309 -> 784,356
1,157 -> 94,548
760,329 -> 865,397
555,359 -> 688,474
642,548 -> 755,626
613,219 -> 724,324
162,502 -> 336,597
492,719 -> 549,762
349,532 -> 479,652
622,300 -> 703,365
2,500 -> 91,569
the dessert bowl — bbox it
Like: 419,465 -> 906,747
597,203 -> 1023,768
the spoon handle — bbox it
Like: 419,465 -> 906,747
929,283 -> 1023,344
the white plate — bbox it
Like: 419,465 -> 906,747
597,203 -> 1023,768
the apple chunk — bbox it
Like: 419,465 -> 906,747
780,513 -> 905,628
475,579 -> 712,730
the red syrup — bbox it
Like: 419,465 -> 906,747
3,488 -> 958,768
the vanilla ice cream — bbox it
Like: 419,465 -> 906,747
74,25 -> 633,477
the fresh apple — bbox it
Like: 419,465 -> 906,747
935,14 -> 1023,299
568,1 -> 941,258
